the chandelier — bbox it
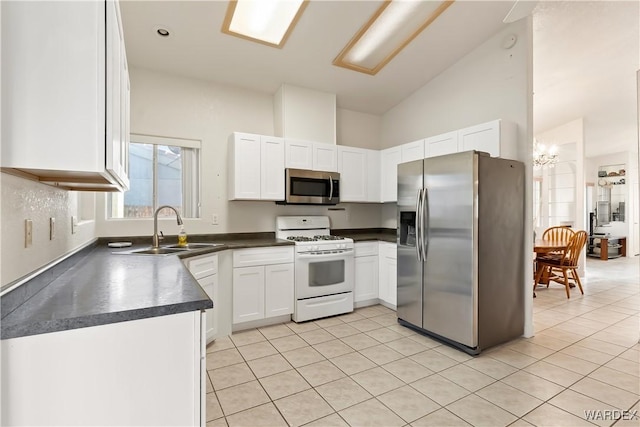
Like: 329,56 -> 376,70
533,141 -> 558,167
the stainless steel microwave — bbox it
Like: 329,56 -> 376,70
281,168 -> 340,205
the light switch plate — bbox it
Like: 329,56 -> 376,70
71,216 -> 78,234
50,217 -> 55,240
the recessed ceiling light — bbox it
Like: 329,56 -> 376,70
222,0 -> 308,48
154,26 -> 171,37
334,0 -> 454,75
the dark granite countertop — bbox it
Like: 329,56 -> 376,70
332,228 -> 397,243
1,234 -> 293,340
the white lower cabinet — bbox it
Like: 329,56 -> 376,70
185,254 -> 219,342
233,266 -> 265,323
354,242 -> 379,303
378,242 -> 397,308
265,264 -> 295,317
1,311 -> 204,425
232,247 -> 294,325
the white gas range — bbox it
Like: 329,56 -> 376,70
276,216 -> 355,322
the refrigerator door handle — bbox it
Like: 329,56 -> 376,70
415,189 -> 423,261
422,187 -> 430,259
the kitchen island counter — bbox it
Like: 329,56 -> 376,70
1,234 -> 293,340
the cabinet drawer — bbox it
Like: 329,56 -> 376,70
186,254 -> 218,279
233,246 -> 294,268
354,242 -> 378,257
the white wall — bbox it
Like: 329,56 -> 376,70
380,19 -> 532,228
95,69 -> 382,237
535,118 -> 585,236
337,109 -> 382,150
0,174 -> 96,286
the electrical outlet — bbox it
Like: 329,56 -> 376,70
71,216 -> 78,234
50,217 -> 55,240
212,214 -> 219,225
25,219 -> 33,248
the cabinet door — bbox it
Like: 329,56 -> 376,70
200,274 -> 219,341
366,149 -> 381,202
260,136 -> 285,200
378,243 -> 397,307
233,266 -> 265,323
285,140 -> 313,169
457,121 -> 499,157
338,146 -> 367,202
355,256 -> 379,302
265,263 -> 294,318
228,133 -> 261,200
313,142 -> 338,172
380,147 -> 401,202
120,54 -> 131,189
401,140 -> 425,163
187,254 -> 218,280
425,131 -> 458,158
386,257 -> 397,307
105,0 -> 124,186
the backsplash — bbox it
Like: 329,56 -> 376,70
1,173 -> 96,287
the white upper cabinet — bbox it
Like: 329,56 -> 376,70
366,149 -> 381,202
285,140 -> 337,172
401,139 -> 426,163
260,136 -> 285,200
228,132 -> 284,201
1,0 -> 130,192
312,142 -> 338,172
425,131 -> 459,158
457,119 -> 517,159
228,133 -> 261,200
285,139 -> 314,170
338,146 -> 368,202
380,147 -> 401,203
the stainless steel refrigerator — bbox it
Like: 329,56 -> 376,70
397,151 -> 525,355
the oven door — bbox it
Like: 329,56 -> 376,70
295,250 -> 354,299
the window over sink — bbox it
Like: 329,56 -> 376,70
108,135 -> 201,219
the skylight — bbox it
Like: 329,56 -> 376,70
222,0 -> 308,48
334,0 -> 454,75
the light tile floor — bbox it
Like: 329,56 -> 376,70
205,257 -> 639,427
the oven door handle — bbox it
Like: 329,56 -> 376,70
297,250 -> 354,260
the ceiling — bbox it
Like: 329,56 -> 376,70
532,1 -> 639,157
120,1 -> 640,157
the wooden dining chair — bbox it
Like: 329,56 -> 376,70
534,230 -> 587,298
542,226 -> 575,245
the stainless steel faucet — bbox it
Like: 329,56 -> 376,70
152,205 -> 183,248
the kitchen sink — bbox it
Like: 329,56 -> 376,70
164,243 -> 225,250
115,242 -> 225,256
122,247 -> 190,256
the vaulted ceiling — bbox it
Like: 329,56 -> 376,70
120,1 -> 640,157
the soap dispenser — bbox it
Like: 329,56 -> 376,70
178,225 -> 188,247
